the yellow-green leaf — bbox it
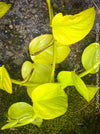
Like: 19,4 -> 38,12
32,83 -> 68,119
87,85 -> 98,102
1,102 -> 42,130
72,72 -> 89,102
21,61 -> 52,83
21,61 -> 33,80
29,34 -> 53,55
0,65 -> 12,94
57,71 -> 74,89
82,42 -> 100,74
52,7 -> 95,45
8,102 -> 34,121
1,120 -> 18,130
27,84 -> 39,98
57,71 -> 98,102
32,117 -> 43,127
31,41 -> 70,64
30,63 -> 52,83
0,2 -> 11,18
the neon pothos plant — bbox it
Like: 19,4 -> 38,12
0,0 -> 99,130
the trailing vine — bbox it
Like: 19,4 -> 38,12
0,0 -> 100,130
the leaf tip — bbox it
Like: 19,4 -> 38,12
1,126 -> 6,130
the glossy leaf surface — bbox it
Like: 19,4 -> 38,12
30,63 -> 51,83
2,116 -> 43,129
0,2 -> 11,18
0,65 -> 12,94
27,84 -> 39,98
16,116 -> 43,127
12,116 -> 42,128
32,83 -> 68,119
31,41 -> 70,64
87,85 -> 98,102
52,7 -> 95,45
72,72 -> 89,101
2,118 -> 34,130
8,102 -> 34,120
57,71 -> 74,89
82,43 -> 100,74
1,120 -> 18,130
29,34 -> 53,55
57,71 -> 96,102
12,118 -> 35,128
21,61 -> 52,83
21,61 -> 33,79
1,102 -> 36,129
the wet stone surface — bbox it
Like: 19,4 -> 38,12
0,0 -> 51,69
0,0 -> 100,71
0,0 -> 100,72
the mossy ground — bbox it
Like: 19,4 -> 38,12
0,84 -> 100,134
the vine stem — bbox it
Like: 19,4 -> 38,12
46,0 -> 56,82
46,0 -> 54,26
79,59 -> 100,78
50,42 -> 56,82
11,79 -> 39,87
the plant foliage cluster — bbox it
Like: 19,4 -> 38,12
0,0 -> 100,130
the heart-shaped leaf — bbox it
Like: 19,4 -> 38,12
82,42 -> 100,74
0,2 -> 11,18
0,65 -> 12,94
1,102 -> 36,130
29,34 -> 53,55
8,102 -> 34,121
31,41 -> 70,64
32,83 -> 68,119
57,71 -> 96,102
52,7 -> 95,45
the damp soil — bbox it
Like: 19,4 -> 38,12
0,0 -> 100,134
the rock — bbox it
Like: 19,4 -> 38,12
5,51 -> 14,57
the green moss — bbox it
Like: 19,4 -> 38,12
0,84 -> 99,134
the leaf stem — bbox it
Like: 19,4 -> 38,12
79,59 -> 100,78
50,42 -> 56,82
11,79 -> 39,87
